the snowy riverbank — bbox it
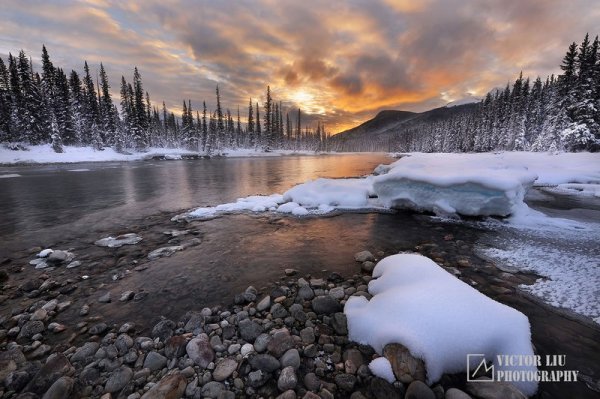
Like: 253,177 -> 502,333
0,144 -> 322,166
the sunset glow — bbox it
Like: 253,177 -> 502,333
1,0 -> 598,134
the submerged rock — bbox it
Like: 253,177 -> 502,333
95,233 -> 142,248
147,246 -> 183,260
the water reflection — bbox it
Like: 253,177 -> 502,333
0,154 -> 391,245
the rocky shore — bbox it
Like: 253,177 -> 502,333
0,246 -> 532,399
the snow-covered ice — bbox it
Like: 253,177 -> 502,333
184,194 -> 285,220
344,254 -> 537,395
374,153 -> 536,216
178,151 -> 600,221
283,178 -> 375,208
95,233 -> 143,248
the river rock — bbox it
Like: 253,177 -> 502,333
361,261 -> 375,273
213,358 -> 237,381
278,366 -> 298,391
304,372 -> 321,392
257,296 -> 271,312
89,322 -> 109,335
383,343 -> 426,383
18,320 -> 45,340
298,285 -> 315,300
329,286 -> 345,299
267,330 -> 295,357
201,381 -> 225,398
466,378 -> 527,399
147,246 -> 183,260
24,353 -> 74,395
186,335 -> 215,368
30,308 -> 48,321
66,260 -> 81,269
140,373 -> 186,399
144,351 -> 167,371
239,319 -> 263,342
47,322 -> 66,333
354,250 -> 375,262
105,366 -> 133,393
120,291 -> 135,301
405,380 -> 436,399
311,295 -> 341,314
445,388 -> 473,399
71,342 -> 100,362
41,376 -> 74,399
280,348 -> 301,370
152,319 -> 175,341
334,373 -> 357,391
250,354 -> 280,372
95,233 -> 142,248
98,292 -> 111,303
343,349 -> 365,374
165,335 -> 188,358
47,250 -> 74,263
331,312 -> 348,335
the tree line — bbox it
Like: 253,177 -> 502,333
330,33 -> 600,153
0,46 -> 331,154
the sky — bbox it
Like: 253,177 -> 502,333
1,0 -> 599,133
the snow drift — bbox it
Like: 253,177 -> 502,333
344,254 -> 537,395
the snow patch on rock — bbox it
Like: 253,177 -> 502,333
344,254 -> 537,396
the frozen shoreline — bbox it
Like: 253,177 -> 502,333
0,144 -> 346,166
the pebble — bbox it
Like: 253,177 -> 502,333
354,250 -> 375,262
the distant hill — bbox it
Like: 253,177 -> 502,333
330,103 -> 478,152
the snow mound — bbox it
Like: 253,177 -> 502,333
283,178 -> 374,208
0,173 -> 21,178
373,154 -> 537,216
344,254 -> 537,395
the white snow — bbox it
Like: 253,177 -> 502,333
543,183 -> 600,197
94,233 -> 143,248
185,194 -> 285,219
37,249 -> 53,258
0,144 -> 319,165
373,153 -> 538,216
0,173 -> 20,178
67,168 -> 91,172
283,178 -> 375,208
481,242 -> 600,323
445,95 -> 482,107
369,357 -> 396,383
344,254 -> 537,396
178,151 -> 600,221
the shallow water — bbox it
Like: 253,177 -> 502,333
0,153 -> 391,255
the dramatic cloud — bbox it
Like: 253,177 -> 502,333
1,0 -> 598,132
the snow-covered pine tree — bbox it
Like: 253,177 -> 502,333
247,98 -> 254,148
82,61 -> 100,146
255,102 -> 261,149
264,86 -> 272,150
0,57 -> 11,141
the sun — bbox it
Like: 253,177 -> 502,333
290,89 -> 314,105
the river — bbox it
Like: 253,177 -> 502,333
0,153 -> 598,398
